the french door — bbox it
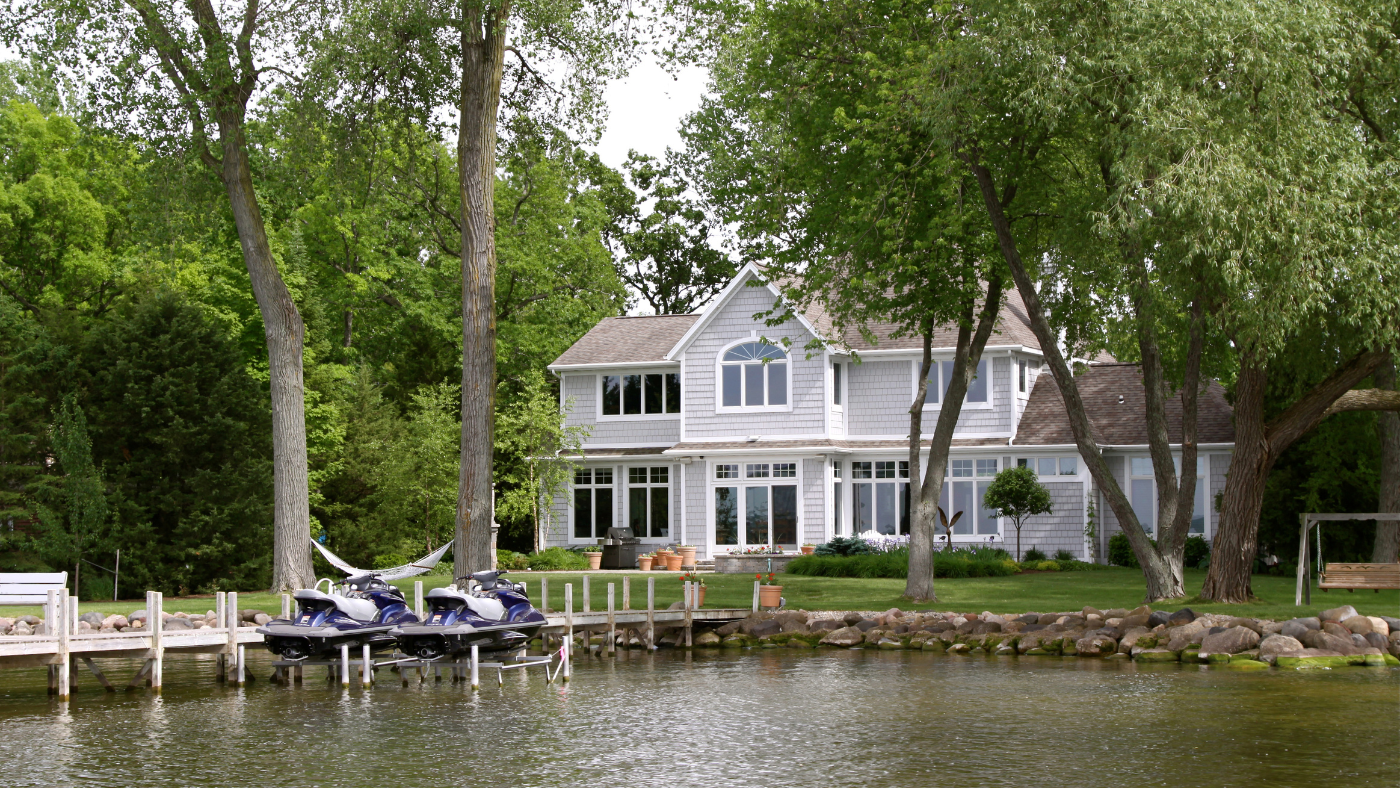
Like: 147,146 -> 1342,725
715,484 -> 798,548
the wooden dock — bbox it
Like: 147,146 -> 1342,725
0,577 -> 754,701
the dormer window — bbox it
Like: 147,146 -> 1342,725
719,342 -> 788,409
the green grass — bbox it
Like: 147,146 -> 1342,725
7,568 -> 1397,622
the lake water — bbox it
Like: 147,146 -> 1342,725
0,649 -> 1395,787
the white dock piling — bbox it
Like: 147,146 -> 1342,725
540,578 -> 549,614
606,584 -> 616,656
362,644 -> 372,687
236,644 -> 245,688
562,633 -> 571,683
414,580 -> 424,619
340,644 -> 350,688
281,593 -> 291,620
752,580 -> 760,612
565,584 -> 574,648
623,576 -> 631,648
215,592 -> 227,681
684,581 -> 693,647
470,645 -> 479,690
226,590 -> 239,685
646,577 -> 655,649
151,590 -> 164,691
582,576 -> 590,613
56,588 -> 70,700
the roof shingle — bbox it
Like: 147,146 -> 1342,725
550,314 -> 698,367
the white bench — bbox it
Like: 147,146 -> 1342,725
0,572 -> 69,606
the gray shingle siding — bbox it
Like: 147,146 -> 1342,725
563,373 -> 681,445
682,276 -> 827,439
685,463 -> 705,551
803,458 -> 825,545
847,356 -> 1017,436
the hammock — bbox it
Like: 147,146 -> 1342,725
310,538 -> 453,581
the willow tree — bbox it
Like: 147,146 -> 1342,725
683,0 -> 1006,601
3,1 -> 334,590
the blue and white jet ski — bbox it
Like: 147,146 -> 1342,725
391,570 -> 547,659
259,575 -> 419,661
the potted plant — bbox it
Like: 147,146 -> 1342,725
681,571 -> 706,607
583,545 -> 603,570
665,551 -> 683,571
653,548 -> 672,570
757,572 -> 782,609
800,543 -> 816,555
638,553 -> 654,571
676,544 -> 698,568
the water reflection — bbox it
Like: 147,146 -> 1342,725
0,650 -> 1394,787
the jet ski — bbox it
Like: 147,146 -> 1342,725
259,574 -> 419,661
391,570 -> 547,659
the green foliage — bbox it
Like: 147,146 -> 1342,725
525,546 -> 589,572
495,549 -> 531,572
983,466 -> 1053,560
29,395 -> 113,596
1035,560 -> 1061,572
495,368 -> 590,550
1183,536 -> 1211,570
1109,534 -> 1139,569
789,547 -> 1017,579
813,536 -> 875,556
1022,548 -> 1048,563
1053,549 -> 1076,563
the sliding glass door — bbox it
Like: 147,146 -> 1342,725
715,483 -> 798,548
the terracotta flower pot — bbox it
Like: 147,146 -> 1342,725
586,552 -> 602,570
677,546 -> 698,567
800,545 -> 815,555
665,554 -> 683,571
759,584 -> 783,608
639,556 -> 653,571
694,586 -> 706,607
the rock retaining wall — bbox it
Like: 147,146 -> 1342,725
712,554 -> 803,574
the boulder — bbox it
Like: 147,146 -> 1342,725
1076,635 -> 1118,656
1014,613 -> 1040,624
1322,621 -> 1352,639
129,609 -> 147,623
18,615 -> 41,625
1350,633 -> 1370,649
163,617 -> 193,631
1134,648 -> 1179,662
720,634 -> 750,648
1119,614 -> 1151,631
1147,611 -> 1171,628
786,637 -> 815,649
1280,620 -> 1315,640
102,614 -> 128,630
1341,616 -> 1373,635
1379,615 -> 1400,634
715,621 -> 742,637
819,626 -> 865,647
809,620 -> 842,633
1260,620 -> 1285,635
1318,605 -> 1358,623
79,611 -> 106,628
875,637 -> 904,650
1365,617 -> 1389,637
981,613 -> 1007,626
1300,630 -> 1358,654
13,621 -> 33,636
922,639 -> 947,653
947,643 -> 971,654
1275,649 -> 1351,669
1102,608 -> 1130,619
77,621 -> 93,632
1200,626 -> 1260,656
1117,626 -> 1152,654
775,610 -> 810,632
1228,618 -> 1263,636
1167,608 -> 1197,627
1128,605 -> 1152,617
253,613 -> 272,626
1363,632 -> 1389,651
842,612 -> 864,627
1082,606 -> 1104,618
1259,634 -> 1305,658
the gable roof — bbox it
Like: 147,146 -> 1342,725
549,314 -> 699,368
663,264 -> 827,361
1014,362 -> 1235,446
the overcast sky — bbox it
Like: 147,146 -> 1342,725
588,59 -> 709,171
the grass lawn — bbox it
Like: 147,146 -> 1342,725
14,568 -> 1397,622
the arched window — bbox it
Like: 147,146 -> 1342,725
720,342 -> 788,408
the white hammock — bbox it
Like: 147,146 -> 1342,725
310,538 -> 453,581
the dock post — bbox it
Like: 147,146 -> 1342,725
215,592 -> 227,681
236,644 -> 245,688
69,593 -> 80,691
57,588 -> 70,701
340,644 -> 350,688
646,577 -> 655,650
606,584 -> 616,656
46,589 -> 58,695
622,576 -> 631,648
151,591 -> 164,692
281,593 -> 291,620
414,580 -> 424,620
753,580 -> 760,612
565,583 -> 574,644
562,632 -> 571,683
362,644 -> 372,687
582,575 -> 590,613
540,578 -> 549,614
226,590 -> 239,686
684,581 -> 693,647
470,645 -> 479,690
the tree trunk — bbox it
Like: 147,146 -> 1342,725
905,279 -> 1003,601
963,156 -> 1180,601
1202,350 -> 1392,601
1373,359 -> 1399,563
455,4 -> 510,579
220,120 -> 315,593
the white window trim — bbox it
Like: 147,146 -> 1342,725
937,456 -> 1004,540
624,463 -> 675,543
912,359 -> 996,412
568,466 -> 617,544
596,369 -> 682,422
831,357 -> 845,412
845,458 -> 912,538
707,456 -> 805,550
714,338 -> 795,414
1016,357 -> 1032,400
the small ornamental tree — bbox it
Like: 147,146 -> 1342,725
983,466 -> 1053,562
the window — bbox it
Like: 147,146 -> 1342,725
720,342 -> 788,408
572,468 -> 614,540
937,458 -> 999,538
1019,457 -> 1079,476
1129,455 -> 1209,536
746,463 -> 770,478
1019,359 -> 1027,394
853,460 -> 910,536
923,359 -> 990,407
602,373 -> 680,416
773,462 -> 797,478
833,362 -> 843,406
714,479 -> 798,548
627,466 -> 670,538
715,464 -> 739,479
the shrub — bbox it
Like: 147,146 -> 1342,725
787,546 -> 1016,579
813,536 -> 875,556
1035,560 -> 1061,572
526,546 -> 589,571
1023,547 -> 1048,562
496,549 -> 530,571
1108,533 -> 1139,568
1053,549 -> 1077,562
1184,535 -> 1211,569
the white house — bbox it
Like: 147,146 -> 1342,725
546,265 -> 1236,560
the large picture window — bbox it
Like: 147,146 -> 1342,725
602,373 -> 680,416
1130,455 -> 1208,536
714,460 -> 799,548
922,359 -> 989,407
628,466 -> 670,538
851,461 -> 910,536
720,342 -> 788,409
937,458 -> 999,537
572,468 -> 614,539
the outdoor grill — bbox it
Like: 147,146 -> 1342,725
602,527 -> 640,570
